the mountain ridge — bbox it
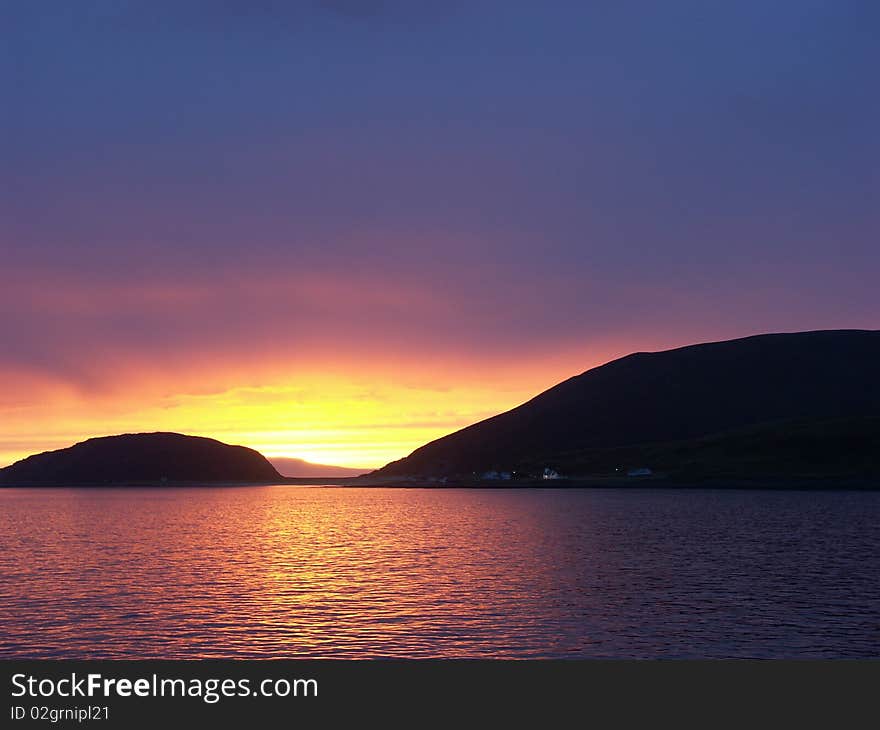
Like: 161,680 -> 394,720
0,432 -> 282,486
371,329 -> 880,479
269,457 -> 368,478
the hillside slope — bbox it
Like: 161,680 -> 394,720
373,330 -> 880,478
269,457 -> 367,478
0,432 -> 283,485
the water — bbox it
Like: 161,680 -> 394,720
0,487 -> 877,659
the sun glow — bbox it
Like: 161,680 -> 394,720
0,352 -> 606,470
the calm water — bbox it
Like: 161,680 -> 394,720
1,487 -> 878,659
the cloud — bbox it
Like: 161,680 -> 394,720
1,1 -> 877,466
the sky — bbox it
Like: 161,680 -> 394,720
1,1 -> 878,468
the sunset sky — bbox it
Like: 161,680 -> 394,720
2,1 -> 878,469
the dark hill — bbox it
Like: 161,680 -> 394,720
269,457 -> 367,478
0,432 -> 282,486
373,330 -> 880,479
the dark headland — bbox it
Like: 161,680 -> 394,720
0,433 -> 283,486
2,330 -> 879,488
363,329 -> 880,488
269,457 -> 367,478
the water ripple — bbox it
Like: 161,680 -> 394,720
0,487 -> 878,658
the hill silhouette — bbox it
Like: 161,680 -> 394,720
269,457 -> 367,478
372,330 -> 880,480
0,432 -> 282,486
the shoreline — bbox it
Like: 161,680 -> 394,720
2,477 -> 878,490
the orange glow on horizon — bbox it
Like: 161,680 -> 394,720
0,347 -> 630,471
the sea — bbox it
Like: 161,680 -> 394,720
1,486 -> 877,658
